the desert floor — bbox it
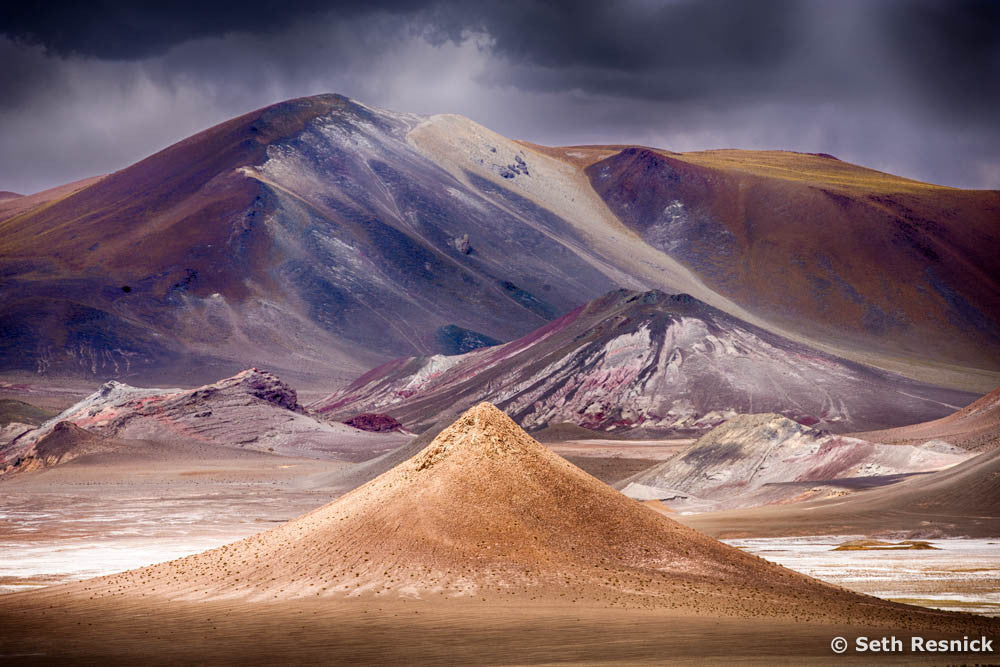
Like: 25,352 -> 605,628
1,593 -> 995,665
2,433 -> 998,664
727,536 -> 1000,617
0,456 -> 347,593
3,439 -> 997,615
0,438 -> 686,593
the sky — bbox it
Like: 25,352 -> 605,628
1,0 -> 998,194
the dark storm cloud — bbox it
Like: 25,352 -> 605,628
428,0 -> 799,98
0,0 -> 998,193
454,0 -> 794,68
5,0 -> 995,107
0,1 -> 429,59
880,0 -> 1000,122
446,0 -> 1000,119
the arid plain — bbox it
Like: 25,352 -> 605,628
2,380 -> 999,664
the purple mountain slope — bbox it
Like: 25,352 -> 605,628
312,290 -> 977,435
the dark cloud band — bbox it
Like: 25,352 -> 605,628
0,0 -> 997,193
0,1 -> 430,59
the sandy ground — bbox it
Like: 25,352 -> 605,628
2,426 -> 997,665
2,594 -> 996,665
0,456 -> 347,593
727,536 -> 1000,617
4,437 -> 997,617
0,437 -> 684,594
551,437 -> 691,486
547,437 -> 693,460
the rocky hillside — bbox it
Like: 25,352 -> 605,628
617,413 -> 972,512
2,95 -> 997,390
313,290 -> 977,434
0,369 -> 406,468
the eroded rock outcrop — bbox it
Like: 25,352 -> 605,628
618,413 -> 972,511
2,369 -> 406,465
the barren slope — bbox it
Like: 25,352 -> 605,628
586,147 -> 1000,379
2,95 -> 997,391
617,414 -> 972,512
314,290 -> 977,434
854,385 -> 1000,452
0,96 -> 624,385
0,369 -> 405,470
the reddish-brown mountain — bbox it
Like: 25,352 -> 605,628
585,147 -> 1000,381
2,96 -> 997,392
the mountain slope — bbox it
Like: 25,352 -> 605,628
854,385 -> 1000,452
617,413 -> 971,512
0,96 -> 623,385
584,147 -> 1000,378
63,403 -> 986,632
0,369 -> 406,470
2,95 -> 997,388
313,290 -> 977,434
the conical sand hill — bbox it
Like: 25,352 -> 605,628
70,404 -> 987,629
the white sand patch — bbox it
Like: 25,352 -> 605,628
0,536 -> 240,593
0,480 -> 342,595
725,536 -> 1000,616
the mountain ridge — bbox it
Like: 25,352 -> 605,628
0,369 -> 407,470
313,289 -> 978,434
2,94 -> 997,391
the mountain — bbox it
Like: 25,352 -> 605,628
582,146 -> 1000,380
0,96 -> 624,386
853,385 -> 1000,452
0,369 -> 406,471
616,413 -> 971,512
64,403 -> 977,630
684,446 -> 1000,539
312,290 -> 978,434
677,394 -> 1000,537
1,95 -> 997,389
